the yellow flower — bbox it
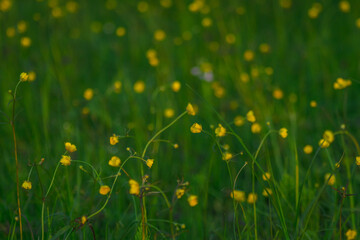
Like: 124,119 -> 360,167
273,89 -> 284,99
324,173 -> 335,186
146,159 -> 154,168
244,50 -> 254,61
81,216 -> 87,224
346,229 -> 357,240
247,193 -> 258,204
110,134 -> 119,145
28,71 -> 36,82
225,33 -> 236,44
154,29 -> 166,41
20,72 -> 29,82
65,142 -> 77,153
323,130 -> 334,143
310,100 -> 317,107
176,188 -> 185,199
259,43 -> 270,53
339,1 -> 350,13
201,17 -> 212,27
246,110 -> 256,122
318,139 -> 330,148
279,128 -> 288,139
262,172 -> 271,181
215,124 -> 226,137
108,156 -> 121,167
334,77 -> 352,90
230,190 -> 245,202
251,123 -> 261,134
22,180 -> 32,190
308,3 -> 322,19
171,81 -> 181,92
83,88 -> 94,100
186,103 -> 196,116
114,81 -> 122,93
60,155 -> 71,166
164,108 -> 175,118
99,185 -> 111,195
303,145 -> 313,154
279,0 -> 292,8
20,37 -> 31,47
190,123 -> 202,133
134,80 -> 145,93
262,188 -> 272,197
187,195 -> 198,207
116,27 -> 126,37
129,179 -> 140,195
356,156 -> 360,166
173,143 -> 179,149
240,72 -> 249,83
222,152 -> 232,161
234,115 -> 245,126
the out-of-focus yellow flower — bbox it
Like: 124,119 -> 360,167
265,67 -> 274,75
176,188 -> 185,199
346,229 -> 357,240
222,152 -> 232,161
339,1 -> 350,13
116,27 -> 126,37
355,156 -> 360,166
319,139 -> 330,148
129,179 -> 140,195
247,193 -> 258,204
171,81 -> 181,92
240,72 -> 249,83
60,155 -> 71,166
6,27 -> 16,38
334,77 -> 352,90
310,100 -> 317,107
187,195 -> 198,207
279,0 -> 292,8
81,216 -> 87,224
28,71 -> 36,82
262,188 -> 272,197
83,88 -> 94,100
225,34 -> 236,44
154,29 -> 166,41
137,1 -> 148,12
279,128 -> 288,139
164,108 -> 175,118
110,134 -> 119,145
17,21 -> 27,33
99,185 -> 111,195
303,145 -> 313,154
231,190 -> 245,202
356,18 -> 360,28
146,159 -> 154,168
324,173 -> 335,186
20,72 -> 29,82
323,130 -> 334,143
251,123 -> 261,134
160,0 -> 172,8
82,107 -> 90,115
114,81 -> 122,93
134,80 -> 145,93
246,110 -> 256,123
20,37 -> 31,47
190,123 -> 202,133
173,143 -> 179,149
66,1 -> 78,13
244,50 -> 254,61
22,180 -> 32,190
65,142 -> 77,153
215,124 -> 226,137
188,0 -> 204,12
234,115 -> 245,126
308,3 -> 322,19
108,156 -> 121,167
0,0 -> 12,11
273,89 -> 284,99
259,43 -> 270,53
202,17 -> 212,27
262,172 -> 271,181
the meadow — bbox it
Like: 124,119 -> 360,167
1,0 -> 360,239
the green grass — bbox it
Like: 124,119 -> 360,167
1,0 -> 360,239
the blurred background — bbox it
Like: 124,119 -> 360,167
1,0 -> 360,239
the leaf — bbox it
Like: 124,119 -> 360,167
50,225 -> 72,240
